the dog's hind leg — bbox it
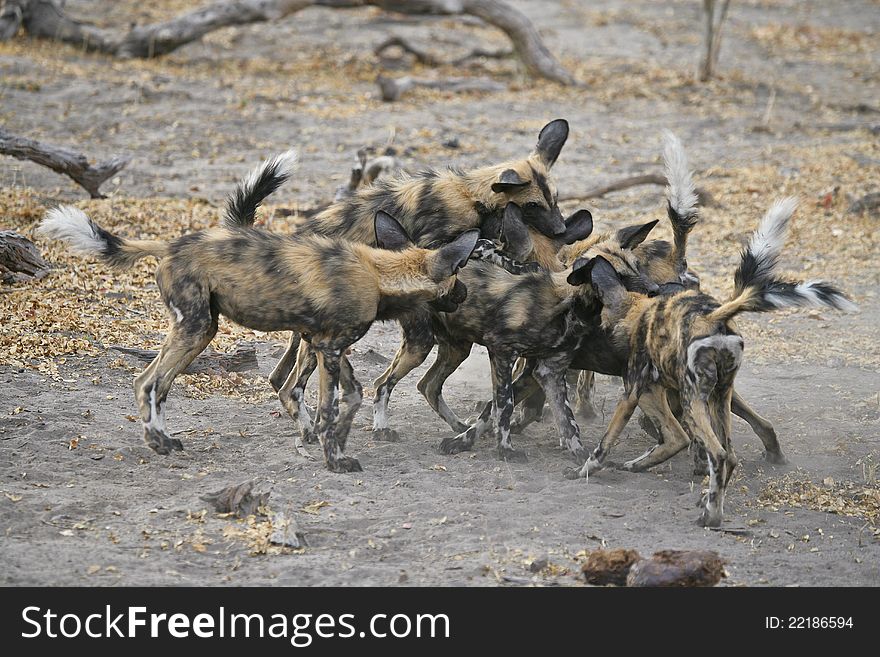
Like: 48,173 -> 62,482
568,390 -> 639,480
269,332 -> 301,392
336,355 -> 363,449
731,389 -> 785,464
490,351 -> 526,462
372,313 -> 434,442
417,339 -> 472,433
572,370 -> 598,419
623,386 -> 690,471
134,279 -> 218,455
315,346 -> 362,473
510,360 -> 545,434
278,339 -> 318,451
534,357 -> 586,461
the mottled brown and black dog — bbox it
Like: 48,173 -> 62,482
570,197 -> 855,526
226,121 -> 573,443
38,202 -> 479,473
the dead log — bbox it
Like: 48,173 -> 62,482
626,550 -> 726,587
2,0 -> 574,84
0,128 -> 129,198
110,343 -> 258,374
0,230 -> 52,284
377,74 -> 505,101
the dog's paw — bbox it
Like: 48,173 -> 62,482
372,428 -> 400,442
144,428 -> 183,455
497,446 -> 527,463
439,434 -> 472,455
763,450 -> 788,465
697,508 -> 722,528
326,456 -> 363,473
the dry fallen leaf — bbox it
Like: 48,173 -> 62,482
300,500 -> 330,515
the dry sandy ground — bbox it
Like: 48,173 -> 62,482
1,0 -> 878,586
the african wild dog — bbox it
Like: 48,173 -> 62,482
38,201 -> 479,473
226,120 -> 573,443
509,133 -> 784,467
569,197 -> 855,526
413,207 -> 665,461
429,215 -> 663,460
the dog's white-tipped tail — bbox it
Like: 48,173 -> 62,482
224,149 -> 299,228
747,196 -> 798,280
662,130 -> 698,222
38,206 -> 106,256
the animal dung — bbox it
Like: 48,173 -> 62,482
627,550 -> 726,587
581,548 -> 642,586
581,548 -> 726,587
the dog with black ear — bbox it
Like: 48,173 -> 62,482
223,121 -> 574,443
567,198 -> 855,527
39,206 -> 479,474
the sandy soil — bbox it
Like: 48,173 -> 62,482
1,0 -> 878,586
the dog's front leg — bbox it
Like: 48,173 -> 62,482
534,356 -> 586,462
372,313 -> 434,442
490,351 -> 526,462
566,389 -> 639,480
316,346 -> 362,473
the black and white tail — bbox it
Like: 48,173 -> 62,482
662,130 -> 699,278
223,149 -> 298,228
38,206 -> 168,269
709,197 -> 857,321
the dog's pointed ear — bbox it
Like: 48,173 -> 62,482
534,119 -> 569,168
500,202 -> 533,258
430,230 -> 480,280
566,256 -> 598,286
558,209 -> 593,245
491,169 -> 530,194
374,210 -> 414,251
590,256 -> 627,309
616,219 -> 659,250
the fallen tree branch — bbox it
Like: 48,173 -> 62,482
0,231 -> 52,284
3,0 -> 575,84
0,128 -> 129,198
111,343 -> 258,374
375,34 -> 512,67
377,74 -> 505,101
560,173 -> 714,206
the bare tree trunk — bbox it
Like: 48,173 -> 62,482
699,0 -> 731,82
0,128 -> 129,198
0,231 -> 52,284
1,0 -> 575,85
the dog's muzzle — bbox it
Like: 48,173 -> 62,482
522,204 -> 566,237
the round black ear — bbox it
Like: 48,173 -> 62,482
431,230 -> 481,280
534,119 -> 569,168
616,219 -> 659,250
491,169 -> 530,194
566,256 -> 598,286
559,209 -> 593,245
374,210 -> 414,251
